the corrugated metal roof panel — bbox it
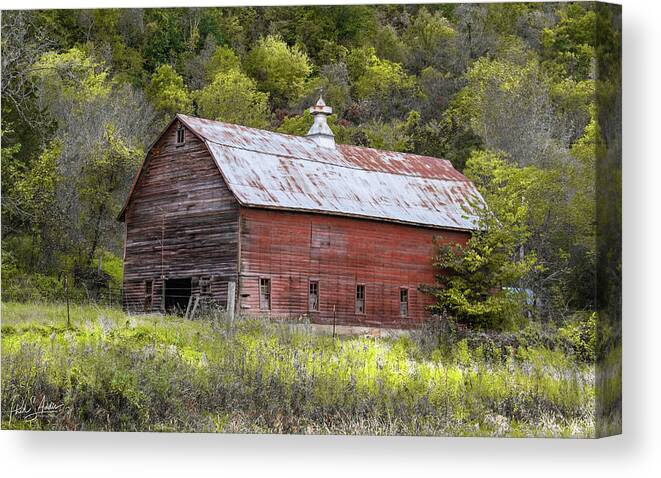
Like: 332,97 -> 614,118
178,114 -> 483,231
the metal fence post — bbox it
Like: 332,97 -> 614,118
64,276 -> 70,329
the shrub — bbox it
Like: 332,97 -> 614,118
558,311 -> 597,362
410,312 -> 457,356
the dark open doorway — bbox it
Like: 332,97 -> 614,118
164,278 -> 191,315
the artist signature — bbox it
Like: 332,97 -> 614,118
6,396 -> 63,425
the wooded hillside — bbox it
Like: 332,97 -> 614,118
1,4 -> 620,329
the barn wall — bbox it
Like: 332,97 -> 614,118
238,207 -> 470,328
122,121 -> 239,313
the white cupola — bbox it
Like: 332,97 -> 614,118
306,96 -> 335,148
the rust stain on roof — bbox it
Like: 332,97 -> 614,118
176,114 -> 483,231
121,114 -> 483,230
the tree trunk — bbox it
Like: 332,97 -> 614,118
86,204 -> 105,266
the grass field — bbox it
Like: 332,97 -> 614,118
1,302 -> 597,436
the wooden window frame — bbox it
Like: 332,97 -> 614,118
259,277 -> 271,311
176,124 -> 186,146
400,287 -> 409,318
308,280 -> 319,312
355,284 -> 366,315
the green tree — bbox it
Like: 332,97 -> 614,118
31,47 -> 111,108
567,108 -> 601,249
12,140 -> 65,269
258,6 -> 377,64
245,35 -> 312,106
372,24 -> 407,65
145,64 -> 193,117
143,9 -> 186,70
550,77 -> 595,143
454,54 -> 565,168
403,7 -> 457,73
21,48 -> 155,274
542,3 -> 597,80
195,69 -> 270,128
348,47 -> 411,99
204,44 -> 241,82
76,124 -> 142,266
425,150 -> 540,330
347,47 -> 421,120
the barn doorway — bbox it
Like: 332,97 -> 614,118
164,278 -> 191,315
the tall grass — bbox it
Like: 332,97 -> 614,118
1,302 -> 595,436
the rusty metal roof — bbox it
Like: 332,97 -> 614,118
130,114 -> 480,231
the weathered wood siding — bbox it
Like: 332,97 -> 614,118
237,208 -> 470,328
122,121 -> 239,312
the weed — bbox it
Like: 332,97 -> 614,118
1,302 -> 598,436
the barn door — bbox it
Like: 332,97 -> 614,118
164,278 -> 192,315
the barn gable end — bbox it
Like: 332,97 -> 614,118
122,119 -> 240,313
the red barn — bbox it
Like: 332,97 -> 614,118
118,98 -> 482,329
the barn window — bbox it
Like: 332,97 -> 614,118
144,280 -> 153,312
199,276 -> 210,296
309,280 -> 319,311
356,284 -> 365,314
259,278 -> 271,311
176,124 -> 185,144
400,288 -> 409,318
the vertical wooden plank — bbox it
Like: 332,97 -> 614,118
184,295 -> 194,320
189,296 -> 200,320
227,281 -> 236,322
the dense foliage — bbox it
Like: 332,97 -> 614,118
1,4 -> 620,328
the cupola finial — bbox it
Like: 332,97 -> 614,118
306,95 -> 335,148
